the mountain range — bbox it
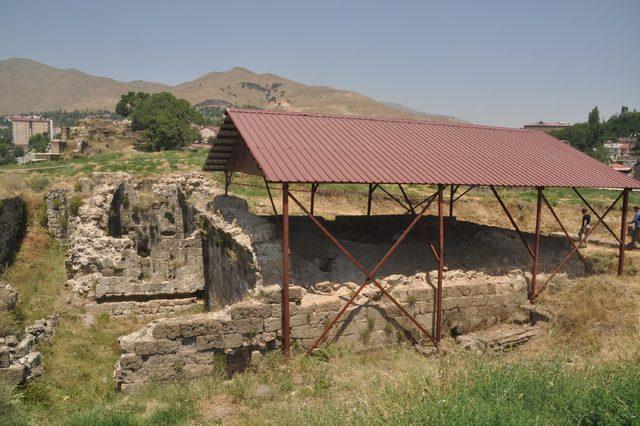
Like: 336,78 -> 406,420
0,58 -> 459,122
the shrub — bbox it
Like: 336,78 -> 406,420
28,175 -> 50,192
68,195 -> 84,216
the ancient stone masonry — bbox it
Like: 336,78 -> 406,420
0,295 -> 59,389
0,195 -> 27,273
112,179 -> 588,392
200,195 -> 282,308
0,283 -> 18,312
115,271 -> 528,392
63,171 -> 293,319
44,189 -> 70,241
65,172 -> 222,318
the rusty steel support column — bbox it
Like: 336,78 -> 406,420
282,183 -> 291,360
263,178 -> 280,238
618,188 -> 630,276
436,185 -> 445,342
449,184 -> 458,217
366,184 -> 376,216
223,171 -> 231,195
530,187 -> 543,300
310,183 -> 319,215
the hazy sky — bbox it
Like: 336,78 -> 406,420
1,0 -> 638,127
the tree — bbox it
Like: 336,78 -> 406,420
118,91 -> 204,151
588,106 -> 600,127
142,112 -> 200,151
29,133 -> 50,153
116,91 -> 150,117
550,105 -> 640,160
0,141 -> 17,165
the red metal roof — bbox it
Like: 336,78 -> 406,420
10,115 -> 49,123
204,108 -> 640,189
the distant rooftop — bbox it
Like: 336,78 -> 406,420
523,121 -> 572,128
10,115 -> 49,123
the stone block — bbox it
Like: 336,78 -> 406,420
229,300 -> 271,320
0,364 -> 27,387
182,363 -> 212,379
156,339 -> 179,354
134,340 -> 158,356
0,347 -> 10,368
119,354 -> 143,371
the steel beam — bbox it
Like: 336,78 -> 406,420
436,185 -> 445,341
530,188 -> 543,300
541,193 -> 592,274
535,191 -> 623,298
618,189 -> 630,276
287,192 -> 437,353
366,184 -> 378,216
310,183 -> 319,215
449,184 -> 458,217
453,185 -> 476,203
282,183 -> 291,360
223,171 -> 234,195
397,186 -> 440,262
572,188 -> 622,245
377,185 -> 412,213
490,186 -> 536,259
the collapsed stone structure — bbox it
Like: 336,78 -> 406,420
0,195 -> 27,273
55,172 -> 584,391
0,281 -> 58,388
44,189 -> 70,241
63,172 -> 285,319
115,272 -> 529,391
0,315 -> 58,388
65,173 -> 217,317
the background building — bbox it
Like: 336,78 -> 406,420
523,121 -> 572,132
11,115 -> 54,148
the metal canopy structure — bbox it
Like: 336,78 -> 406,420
204,108 -> 639,359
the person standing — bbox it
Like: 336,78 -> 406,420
628,206 -> 640,249
578,208 -> 591,247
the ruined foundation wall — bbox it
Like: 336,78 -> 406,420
0,195 -> 27,273
115,270 -> 527,392
200,195 -> 282,308
65,173 -> 221,317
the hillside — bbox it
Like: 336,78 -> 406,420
0,58 -> 459,122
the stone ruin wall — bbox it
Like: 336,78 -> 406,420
52,172 -> 582,392
0,195 -> 27,273
65,173 -> 219,318
115,271 -> 528,391
62,173 -> 283,319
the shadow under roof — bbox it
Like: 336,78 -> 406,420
203,108 -> 640,189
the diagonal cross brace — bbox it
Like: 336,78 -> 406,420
490,186 -> 536,259
287,192 -> 438,354
540,193 -> 593,275
534,191 -> 623,298
572,188 -> 622,245
398,185 -> 440,262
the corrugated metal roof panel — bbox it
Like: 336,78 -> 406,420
203,108 -> 640,189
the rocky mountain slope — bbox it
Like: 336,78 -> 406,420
0,58 -> 459,121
